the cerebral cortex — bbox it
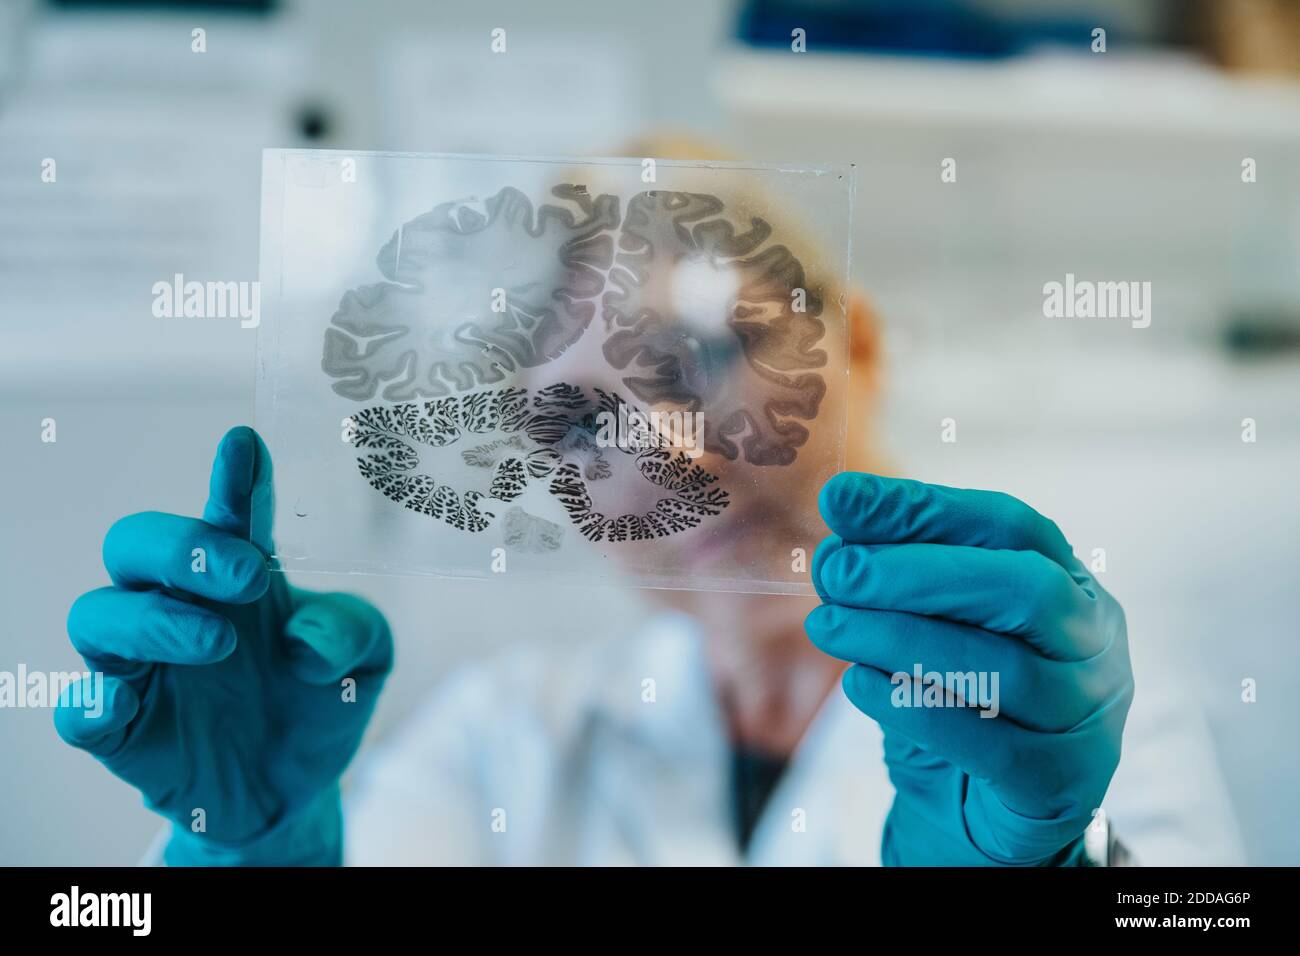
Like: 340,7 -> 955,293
324,183 -> 832,537
323,186 -> 618,401
602,190 -> 828,466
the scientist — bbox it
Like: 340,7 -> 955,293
53,138 -> 1242,863
53,330 -> 1243,865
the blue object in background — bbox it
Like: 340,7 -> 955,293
736,0 -> 1110,59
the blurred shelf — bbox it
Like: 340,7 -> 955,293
716,48 -> 1300,140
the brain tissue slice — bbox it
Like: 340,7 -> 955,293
311,175 -> 837,549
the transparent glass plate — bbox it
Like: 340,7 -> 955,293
256,149 -> 854,593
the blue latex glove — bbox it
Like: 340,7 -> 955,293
806,473 -> 1133,866
55,427 -> 392,865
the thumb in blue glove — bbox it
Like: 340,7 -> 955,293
55,426 -> 393,865
805,472 -> 1133,866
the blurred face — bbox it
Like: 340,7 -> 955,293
483,184 -> 878,647
515,185 -> 860,595
628,289 -> 874,634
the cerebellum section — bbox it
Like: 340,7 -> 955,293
348,385 -> 730,542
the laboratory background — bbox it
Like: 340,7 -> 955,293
2,0 -> 1298,865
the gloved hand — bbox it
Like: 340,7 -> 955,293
55,427 -> 392,865
805,473 -> 1133,866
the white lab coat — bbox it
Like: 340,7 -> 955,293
345,612 -> 1246,866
